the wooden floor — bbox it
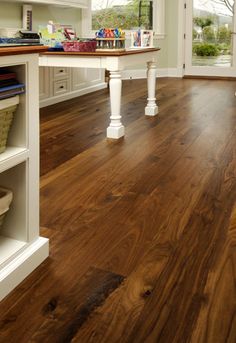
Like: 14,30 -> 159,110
0,78 -> 236,342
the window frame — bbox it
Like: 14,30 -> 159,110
81,0 -> 165,39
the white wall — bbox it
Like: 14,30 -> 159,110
0,2 -> 81,33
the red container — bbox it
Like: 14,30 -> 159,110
62,40 -> 97,52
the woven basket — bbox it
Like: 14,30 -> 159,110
0,96 -> 19,153
0,187 -> 13,231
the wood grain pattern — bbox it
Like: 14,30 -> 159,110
0,77 -> 236,342
0,46 -> 48,56
41,47 -> 160,57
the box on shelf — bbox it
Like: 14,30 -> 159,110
0,96 -> 19,153
0,187 -> 13,230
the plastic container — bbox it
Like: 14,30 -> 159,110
0,96 -> 19,153
62,40 -> 97,52
0,187 -> 13,230
96,38 -> 125,51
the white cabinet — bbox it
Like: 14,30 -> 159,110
0,53 -> 49,301
40,67 -> 106,108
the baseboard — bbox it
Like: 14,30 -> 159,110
0,237 -> 49,301
121,67 -> 183,80
40,82 -> 107,108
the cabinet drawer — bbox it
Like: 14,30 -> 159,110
53,80 -> 69,96
53,67 -> 69,79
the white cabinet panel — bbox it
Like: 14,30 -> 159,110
86,68 -> 104,84
39,67 -> 50,100
71,68 -> 88,91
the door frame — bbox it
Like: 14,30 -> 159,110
183,0 -> 236,77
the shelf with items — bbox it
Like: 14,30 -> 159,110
0,52 -> 48,302
0,64 -> 28,157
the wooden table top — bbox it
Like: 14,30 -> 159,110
0,46 -> 49,57
41,47 -> 160,57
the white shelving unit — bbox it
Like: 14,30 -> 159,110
0,52 -> 49,301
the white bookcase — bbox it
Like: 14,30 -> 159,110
0,53 -> 49,301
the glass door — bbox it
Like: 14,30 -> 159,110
185,0 -> 236,76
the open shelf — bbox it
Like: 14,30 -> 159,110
0,147 -> 28,173
0,162 -> 27,242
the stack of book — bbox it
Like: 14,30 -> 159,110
0,30 -> 41,47
0,70 -> 25,100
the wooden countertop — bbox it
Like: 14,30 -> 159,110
0,46 -> 49,57
41,47 -> 160,57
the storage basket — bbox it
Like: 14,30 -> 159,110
62,40 -> 97,52
0,96 -> 19,153
0,187 -> 13,230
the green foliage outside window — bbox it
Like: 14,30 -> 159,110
217,26 -> 231,43
193,43 -> 219,57
92,0 -> 153,30
202,26 -> 216,42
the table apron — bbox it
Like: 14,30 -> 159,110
39,51 -> 158,71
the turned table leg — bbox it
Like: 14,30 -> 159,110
145,61 -> 158,116
107,71 -> 125,139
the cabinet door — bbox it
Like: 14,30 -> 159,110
39,67 -> 50,100
71,68 -> 89,91
71,68 -> 104,91
86,69 -> 104,85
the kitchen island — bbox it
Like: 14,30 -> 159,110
39,48 -> 160,139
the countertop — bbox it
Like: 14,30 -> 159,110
0,46 -> 49,57
41,47 -> 160,57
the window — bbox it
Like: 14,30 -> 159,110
92,0 -> 153,30
82,0 -> 165,38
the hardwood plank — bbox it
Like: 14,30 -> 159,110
30,267 -> 124,343
190,204 -> 236,343
126,139 -> 236,343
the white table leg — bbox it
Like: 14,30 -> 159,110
145,61 -> 158,116
107,71 -> 125,139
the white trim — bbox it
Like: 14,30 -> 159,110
177,0 -> 185,77
0,237 -> 49,301
40,82 -> 107,108
121,67 -> 183,79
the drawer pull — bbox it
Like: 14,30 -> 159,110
60,86 -> 64,89
60,70 -> 64,73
